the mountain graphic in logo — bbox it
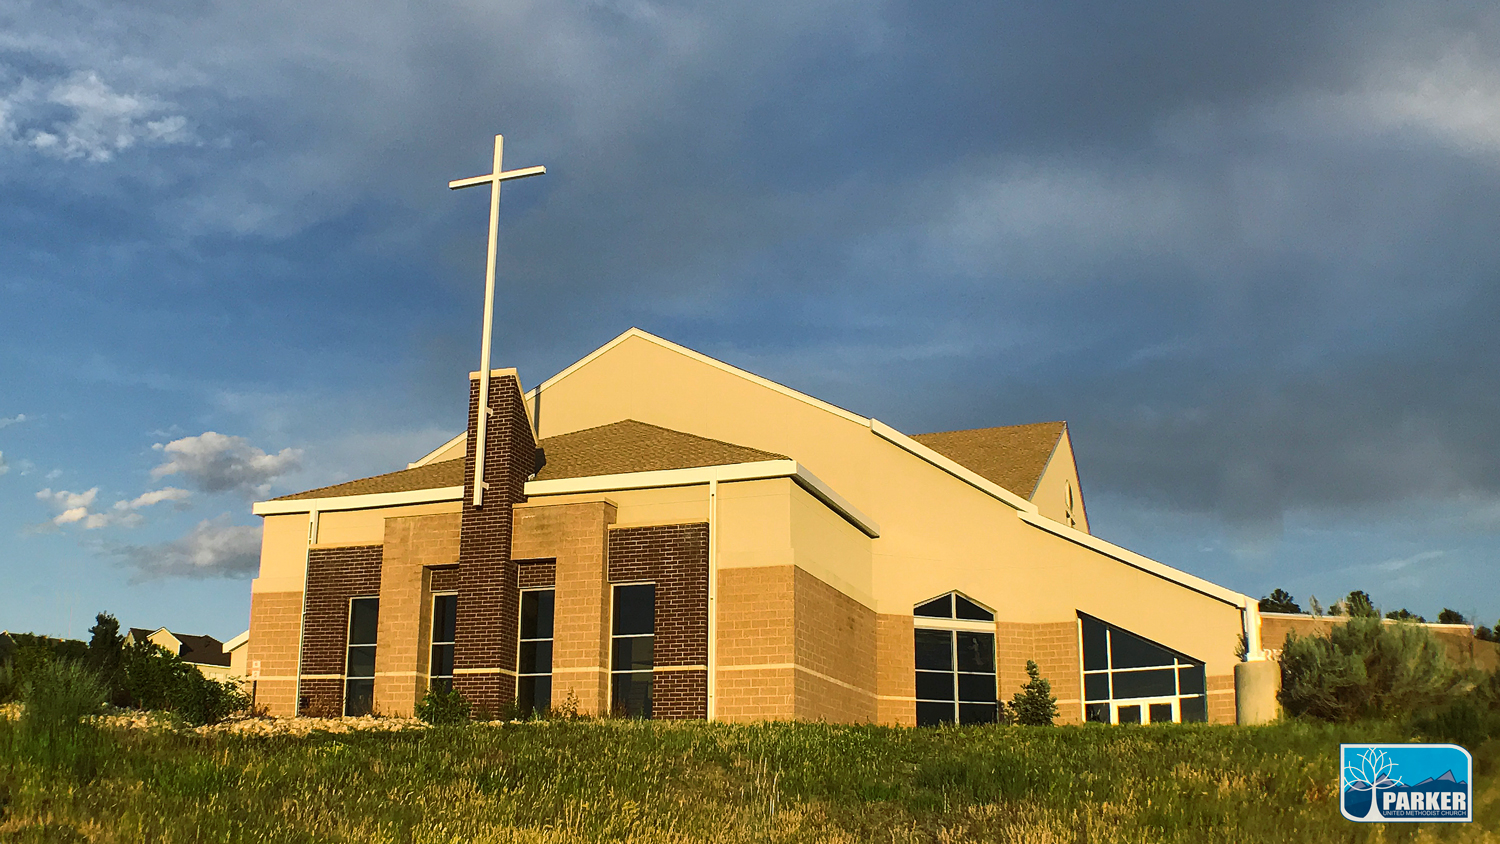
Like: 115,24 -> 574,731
1340,745 -> 1472,823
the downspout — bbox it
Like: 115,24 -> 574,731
1242,599 -> 1264,660
293,508 -> 319,714
707,478 -> 718,720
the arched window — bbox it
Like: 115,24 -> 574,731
914,592 -> 997,726
1078,612 -> 1207,724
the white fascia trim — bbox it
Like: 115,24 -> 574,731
869,419 -> 1037,513
524,328 -> 871,427
224,630 -> 250,652
252,486 -> 464,516
525,459 -> 880,538
1017,509 -> 1251,610
409,432 -> 466,468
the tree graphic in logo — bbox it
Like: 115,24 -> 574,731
1343,747 -> 1405,820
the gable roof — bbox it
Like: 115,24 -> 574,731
911,422 -> 1066,499
127,628 -> 230,667
268,420 -> 786,502
534,420 -> 786,481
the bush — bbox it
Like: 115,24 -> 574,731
20,660 -> 108,733
1279,616 -> 1459,722
87,612 -> 130,707
122,642 -> 247,726
1009,660 -> 1058,726
416,688 -> 472,725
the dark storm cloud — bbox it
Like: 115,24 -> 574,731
4,0 -> 1500,535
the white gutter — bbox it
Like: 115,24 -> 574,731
253,486 -> 464,516
524,459 -> 881,539
707,478 -> 719,720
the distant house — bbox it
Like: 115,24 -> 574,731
128,627 -> 244,682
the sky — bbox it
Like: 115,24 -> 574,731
1,0 -> 1498,642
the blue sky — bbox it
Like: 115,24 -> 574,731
2,0 -> 1498,641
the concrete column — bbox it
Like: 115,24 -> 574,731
1235,659 -> 1281,725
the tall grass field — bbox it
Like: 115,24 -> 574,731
1,718 -> 1495,842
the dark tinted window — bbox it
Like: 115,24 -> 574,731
611,671 -> 652,718
959,702 -> 998,724
1084,672 -> 1109,702
1111,668 -> 1176,700
916,701 -> 954,726
612,584 -> 655,635
1149,703 -> 1174,724
1108,628 -> 1175,669
957,673 -> 996,703
1085,702 -> 1109,723
1180,696 -> 1208,723
1081,616 -> 1108,671
1179,665 -> 1206,695
953,595 -> 994,621
914,630 -> 952,671
955,632 -> 995,673
521,591 -> 554,640
519,641 -> 552,674
432,594 -> 457,644
349,598 -> 379,645
916,671 -> 954,701
914,596 -> 951,618
611,636 -> 654,672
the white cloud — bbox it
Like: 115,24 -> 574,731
0,413 -> 24,429
113,487 -> 192,511
37,487 -> 99,510
0,451 -> 7,476
35,484 -> 189,529
0,71 -> 195,163
109,515 -> 261,580
151,432 -> 301,497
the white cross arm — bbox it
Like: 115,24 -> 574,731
448,165 -> 547,190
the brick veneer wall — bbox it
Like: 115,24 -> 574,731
792,567 -> 877,722
512,500 -> 615,716
992,621 -> 1083,725
517,559 -> 557,589
607,523 -> 708,719
299,544 -> 383,717
375,512 -> 461,717
875,613 -> 915,726
430,566 -> 459,592
247,590 -> 304,716
453,372 -> 535,715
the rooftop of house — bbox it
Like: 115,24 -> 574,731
128,628 -> 231,667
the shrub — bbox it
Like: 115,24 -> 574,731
0,659 -> 15,703
122,642 -> 247,726
20,660 -> 108,733
1279,616 -> 1458,721
1258,589 -> 1301,614
1436,608 -> 1467,625
86,612 -> 130,707
416,688 -> 472,725
1009,660 -> 1058,726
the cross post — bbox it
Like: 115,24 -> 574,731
449,134 -> 546,506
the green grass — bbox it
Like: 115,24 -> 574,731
0,718 -> 1495,842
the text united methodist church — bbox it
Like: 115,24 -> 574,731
246,328 -> 1280,726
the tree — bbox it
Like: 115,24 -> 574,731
1259,589 -> 1302,614
1476,624 -> 1497,643
1385,609 -> 1425,623
1342,591 -> 1379,619
87,612 -> 129,706
1437,608 -> 1467,626
1279,616 -> 1458,721
1009,660 -> 1058,726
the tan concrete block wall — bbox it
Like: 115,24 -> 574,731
513,499 -> 615,715
375,512 -> 460,716
1029,622 -> 1083,725
247,590 -> 303,716
875,614 -> 915,726
715,566 -> 795,721
1208,673 -> 1235,724
792,567 -> 876,723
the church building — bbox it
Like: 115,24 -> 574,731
248,328 -> 1271,725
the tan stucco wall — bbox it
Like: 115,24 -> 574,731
1030,429 -> 1089,534
525,486 -> 706,530
315,501 -> 461,548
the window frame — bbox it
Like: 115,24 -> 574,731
609,581 -> 655,718
516,587 -> 555,716
913,593 -> 998,727
344,595 -> 379,717
428,591 -> 458,693
1077,612 -> 1208,725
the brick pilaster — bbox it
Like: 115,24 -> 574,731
452,371 -> 534,715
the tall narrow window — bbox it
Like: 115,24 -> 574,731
518,589 -> 554,716
429,593 -> 457,693
914,592 -> 997,726
1079,612 -> 1207,724
345,596 -> 379,716
610,583 -> 654,718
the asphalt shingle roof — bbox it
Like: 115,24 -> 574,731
911,422 -> 1067,499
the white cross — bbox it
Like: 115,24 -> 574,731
449,134 -> 546,506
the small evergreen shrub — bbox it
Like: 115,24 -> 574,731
416,689 -> 472,725
1009,660 -> 1058,726
1279,616 -> 1458,721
